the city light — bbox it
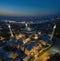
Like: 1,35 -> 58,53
53,25 -> 56,29
0,18 -> 59,61
34,34 -> 38,40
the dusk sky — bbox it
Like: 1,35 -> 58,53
0,0 -> 60,16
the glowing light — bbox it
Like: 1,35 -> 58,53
38,32 -> 41,35
0,36 -> 5,40
27,27 -> 31,31
8,24 -> 11,28
8,53 -> 18,59
39,51 -> 50,61
16,34 -> 25,40
53,25 -> 56,29
25,23 -> 28,27
34,34 -> 38,40
23,38 -> 30,44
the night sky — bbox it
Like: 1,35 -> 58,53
0,0 -> 60,16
